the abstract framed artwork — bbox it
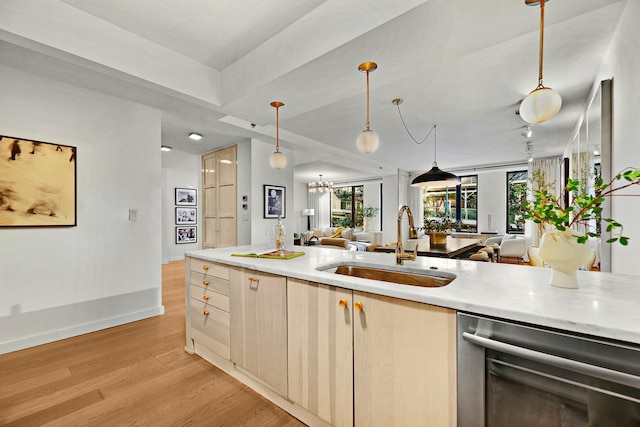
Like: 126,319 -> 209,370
176,226 -> 197,244
0,135 -> 77,227
175,187 -> 197,206
175,207 -> 197,225
264,184 -> 285,218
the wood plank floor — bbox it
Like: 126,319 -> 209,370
0,260 -> 306,427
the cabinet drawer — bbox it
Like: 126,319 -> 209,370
190,284 -> 230,312
190,271 -> 230,296
190,299 -> 230,358
190,258 -> 229,280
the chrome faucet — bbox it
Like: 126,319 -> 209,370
396,205 -> 419,265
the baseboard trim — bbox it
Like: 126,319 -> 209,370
0,305 -> 164,355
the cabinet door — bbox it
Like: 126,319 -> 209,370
353,291 -> 457,426
230,267 -> 288,396
287,279 -> 353,427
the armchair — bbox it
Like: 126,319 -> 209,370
499,238 -> 527,263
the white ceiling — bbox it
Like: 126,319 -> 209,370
0,0 -> 625,183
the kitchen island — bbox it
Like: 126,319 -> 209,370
184,244 -> 640,426
187,244 -> 640,344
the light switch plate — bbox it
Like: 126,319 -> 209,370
129,209 -> 138,221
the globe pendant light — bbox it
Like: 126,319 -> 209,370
356,62 -> 379,154
519,0 -> 562,124
269,101 -> 287,169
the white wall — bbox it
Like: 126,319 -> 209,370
363,182 -> 382,231
235,140 -> 252,245
250,138 -> 295,246
475,170 -> 508,234
599,0 -> 640,275
0,65 -> 163,354
161,149 -> 200,263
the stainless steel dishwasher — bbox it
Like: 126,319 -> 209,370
457,312 -> 640,426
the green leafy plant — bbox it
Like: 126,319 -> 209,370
521,167 -> 640,245
362,205 -> 380,218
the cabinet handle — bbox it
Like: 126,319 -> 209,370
203,281 -> 209,286
354,302 -> 363,311
248,277 -> 260,289
202,265 -> 209,271
203,310 -> 209,316
338,299 -> 348,308
203,295 -> 209,301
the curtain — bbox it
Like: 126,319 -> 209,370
526,157 -> 561,245
307,191 -> 320,230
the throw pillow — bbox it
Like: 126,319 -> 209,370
341,228 -> 354,240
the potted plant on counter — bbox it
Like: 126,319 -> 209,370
422,215 -> 458,246
361,205 -> 380,232
521,167 -> 640,288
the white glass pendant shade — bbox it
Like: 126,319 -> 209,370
269,151 -> 287,169
356,129 -> 380,154
520,87 -> 562,124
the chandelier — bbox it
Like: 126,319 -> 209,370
308,174 -> 333,193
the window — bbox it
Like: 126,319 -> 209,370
422,175 -> 478,232
330,185 -> 364,227
507,170 -> 528,234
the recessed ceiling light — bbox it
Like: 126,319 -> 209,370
161,145 -> 172,152
188,132 -> 203,141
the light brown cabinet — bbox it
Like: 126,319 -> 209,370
287,279 -> 354,426
229,266 -> 288,396
202,145 -> 237,249
185,258 -> 230,359
287,279 -> 457,426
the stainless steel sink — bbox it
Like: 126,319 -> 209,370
321,263 -> 456,288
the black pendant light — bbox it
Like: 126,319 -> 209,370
410,126 -> 461,187
391,98 -> 460,187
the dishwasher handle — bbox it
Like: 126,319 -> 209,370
462,332 -> 640,390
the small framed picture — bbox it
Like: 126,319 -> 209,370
175,207 -> 197,225
176,226 -> 197,244
175,188 -> 197,206
264,185 -> 286,218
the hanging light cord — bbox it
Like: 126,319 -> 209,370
394,101 -> 435,145
275,104 -> 280,152
365,69 -> 371,130
537,0 -> 545,88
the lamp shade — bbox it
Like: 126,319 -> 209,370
302,209 -> 315,216
269,151 -> 287,169
356,129 -> 380,154
411,163 -> 461,188
519,86 -> 562,124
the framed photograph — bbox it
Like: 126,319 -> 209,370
0,135 -> 77,227
175,188 -> 197,206
264,184 -> 286,218
175,207 -> 197,225
176,226 -> 197,244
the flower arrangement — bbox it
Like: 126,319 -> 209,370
521,167 -> 640,245
422,215 -> 459,233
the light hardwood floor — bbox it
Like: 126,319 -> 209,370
0,260 -> 305,427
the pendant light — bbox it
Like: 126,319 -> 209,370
269,101 -> 287,169
391,98 -> 460,188
410,124 -> 460,187
356,62 -> 379,154
519,0 -> 562,124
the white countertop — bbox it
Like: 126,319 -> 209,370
185,245 -> 640,345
